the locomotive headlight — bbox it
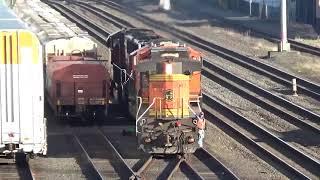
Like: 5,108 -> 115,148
144,137 -> 151,143
187,136 -> 195,144
165,63 -> 172,75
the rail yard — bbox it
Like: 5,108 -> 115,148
0,0 -> 320,179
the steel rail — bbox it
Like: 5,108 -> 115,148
72,134 -> 105,180
134,155 -> 153,179
202,103 -> 310,179
194,148 -> 239,180
53,0 -> 320,129
99,0 -> 320,57
72,0 -> 320,130
135,155 -> 181,180
0,160 -> 35,179
97,129 -> 138,178
38,1 -> 318,177
202,92 -> 320,178
289,40 -> 320,56
166,156 -> 184,179
247,29 -> 320,57
172,3 -> 320,57
44,0 -> 110,44
202,60 -> 320,133
64,0 -> 320,102
179,160 -> 205,180
91,0 -> 320,102
73,0 -> 134,28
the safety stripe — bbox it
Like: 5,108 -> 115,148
149,108 -> 190,117
149,74 -> 190,81
0,31 -> 39,64
1,32 -> 15,64
0,33 -> 6,64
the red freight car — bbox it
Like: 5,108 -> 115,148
46,54 -> 110,122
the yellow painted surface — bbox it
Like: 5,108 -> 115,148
149,74 -> 190,81
0,30 -> 39,64
149,108 -> 190,118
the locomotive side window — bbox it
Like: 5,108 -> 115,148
56,81 -> 61,97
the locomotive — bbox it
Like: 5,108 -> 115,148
108,29 -> 204,154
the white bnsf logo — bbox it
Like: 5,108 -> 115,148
73,75 -> 88,79
164,89 -> 174,101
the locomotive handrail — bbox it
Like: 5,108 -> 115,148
136,97 -> 161,135
136,96 -> 143,136
187,97 -> 203,117
113,63 -> 134,88
136,97 -> 143,120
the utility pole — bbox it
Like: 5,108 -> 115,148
279,0 -> 291,52
159,0 -> 171,11
249,0 -> 252,16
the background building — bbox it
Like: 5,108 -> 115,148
212,0 -> 320,31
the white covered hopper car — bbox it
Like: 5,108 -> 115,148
0,4 -> 47,161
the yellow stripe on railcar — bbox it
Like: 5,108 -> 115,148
0,31 -> 39,64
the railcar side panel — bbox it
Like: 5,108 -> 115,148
0,30 -> 46,155
46,56 -> 109,120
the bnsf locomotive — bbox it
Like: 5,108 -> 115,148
108,29 -> 204,154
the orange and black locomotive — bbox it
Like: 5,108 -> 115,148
108,29 -> 204,154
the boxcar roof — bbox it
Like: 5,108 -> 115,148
0,5 -> 26,30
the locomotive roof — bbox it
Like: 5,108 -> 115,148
0,5 -> 27,30
125,28 -> 161,44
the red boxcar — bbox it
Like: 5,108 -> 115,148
46,55 -> 110,122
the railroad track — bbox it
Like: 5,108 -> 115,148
134,148 -> 238,179
202,59 -> 320,133
52,0 -> 320,113
83,0 -> 320,101
190,148 -> 239,179
172,1 -> 320,57
43,1 -> 320,178
58,0 -> 320,131
49,0 -> 320,158
134,155 -> 185,179
72,128 -> 136,179
0,158 -> 34,179
203,92 -> 320,179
